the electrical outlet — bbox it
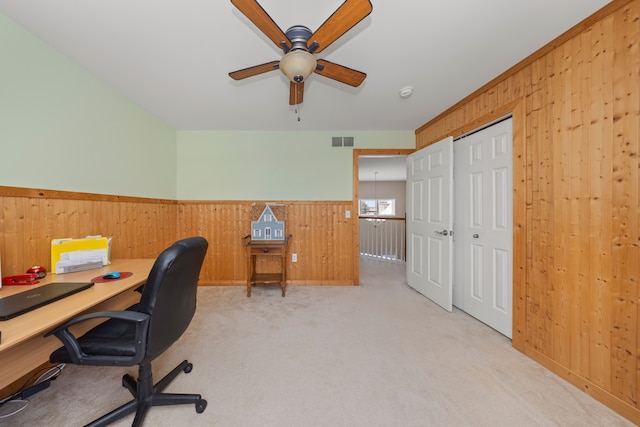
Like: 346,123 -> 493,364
345,210 -> 351,218
292,253 -> 297,262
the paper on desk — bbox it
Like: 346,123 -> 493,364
55,254 -> 105,273
51,236 -> 111,274
59,249 -> 107,263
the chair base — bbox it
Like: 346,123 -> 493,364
85,359 -> 207,427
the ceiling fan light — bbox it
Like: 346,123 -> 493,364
280,50 -> 317,83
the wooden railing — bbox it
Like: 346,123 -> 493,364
358,217 -> 405,261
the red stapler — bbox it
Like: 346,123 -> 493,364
2,274 -> 40,285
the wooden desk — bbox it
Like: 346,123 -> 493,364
0,259 -> 154,392
243,236 -> 291,297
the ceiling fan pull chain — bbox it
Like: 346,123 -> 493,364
295,89 -> 301,121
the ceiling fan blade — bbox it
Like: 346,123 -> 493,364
315,59 -> 366,87
229,61 -> 280,80
310,0 -> 372,53
231,0 -> 291,50
289,82 -> 304,105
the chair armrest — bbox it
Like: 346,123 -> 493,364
45,311 -> 150,366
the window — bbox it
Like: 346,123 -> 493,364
253,229 -> 261,238
264,214 -> 272,222
265,227 -> 271,239
359,199 -> 395,217
275,229 -> 283,238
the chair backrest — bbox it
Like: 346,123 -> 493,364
137,236 -> 208,359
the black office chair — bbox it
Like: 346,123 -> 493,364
45,236 -> 209,427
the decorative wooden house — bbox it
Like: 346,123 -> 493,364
250,203 -> 286,241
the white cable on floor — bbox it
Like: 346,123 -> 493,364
0,363 -> 65,419
34,363 -> 65,384
0,399 -> 29,418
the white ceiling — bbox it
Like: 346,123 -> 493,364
0,1 -> 610,131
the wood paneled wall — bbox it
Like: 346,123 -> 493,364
0,187 -> 178,277
0,188 -> 357,287
178,201 -> 355,286
415,0 -> 639,422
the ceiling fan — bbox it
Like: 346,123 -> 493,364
229,0 -> 373,105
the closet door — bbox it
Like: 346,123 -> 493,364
454,118 -> 513,337
406,137 -> 453,311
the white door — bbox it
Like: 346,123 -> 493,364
406,137 -> 453,311
453,118 -> 513,337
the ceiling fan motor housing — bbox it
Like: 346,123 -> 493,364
285,25 -> 312,50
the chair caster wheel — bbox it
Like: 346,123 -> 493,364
196,399 -> 207,413
184,362 -> 193,374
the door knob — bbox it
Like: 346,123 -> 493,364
435,230 -> 449,236
473,234 -> 479,238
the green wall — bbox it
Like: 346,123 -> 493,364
176,131 -> 414,200
1,11 -> 415,201
0,12 -> 177,199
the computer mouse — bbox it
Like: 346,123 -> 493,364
102,271 -> 121,280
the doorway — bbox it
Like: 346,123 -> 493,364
358,155 -> 408,261
353,149 -> 414,283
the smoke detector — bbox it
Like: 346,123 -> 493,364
399,86 -> 414,98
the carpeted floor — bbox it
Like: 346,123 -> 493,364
2,257 -> 634,426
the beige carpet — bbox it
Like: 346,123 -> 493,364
3,257 -> 634,426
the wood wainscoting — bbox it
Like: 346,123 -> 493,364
0,187 -> 357,287
178,201 -> 356,286
0,186 -> 178,277
415,0 -> 640,423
